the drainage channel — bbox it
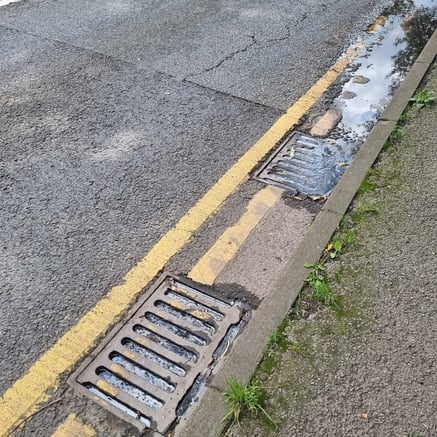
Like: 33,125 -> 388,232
70,275 -> 246,435
256,0 -> 436,196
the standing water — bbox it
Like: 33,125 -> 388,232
264,0 -> 436,197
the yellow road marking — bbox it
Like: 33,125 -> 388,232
50,414 -> 95,437
189,185 -> 283,284
0,44 -> 360,437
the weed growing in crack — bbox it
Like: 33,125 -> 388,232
326,239 -> 343,259
358,173 -> 378,196
409,88 -> 435,109
384,120 -> 403,150
261,318 -> 290,374
267,327 -> 288,352
350,201 -> 379,224
304,263 -> 336,307
291,341 -> 305,355
222,377 -> 277,433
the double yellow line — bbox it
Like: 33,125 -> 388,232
1,45 -> 361,436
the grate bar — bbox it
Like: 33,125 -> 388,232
132,323 -> 199,362
169,282 -> 231,310
119,348 -> 181,383
143,312 -> 208,346
85,383 -> 153,427
154,302 -> 217,334
109,361 -> 174,400
160,294 -> 219,325
153,308 -> 215,339
129,334 -> 190,371
164,290 -> 225,322
95,376 -> 159,415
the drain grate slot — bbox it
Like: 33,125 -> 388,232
132,325 -> 198,362
255,131 -> 345,196
121,338 -> 187,377
164,289 -> 225,321
70,275 -> 242,434
97,367 -> 164,409
85,383 -> 152,427
109,352 -> 177,392
144,312 -> 208,346
154,300 -> 216,334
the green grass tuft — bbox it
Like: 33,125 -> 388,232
222,377 -> 277,432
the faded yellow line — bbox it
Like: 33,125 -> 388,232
0,44 -> 360,437
50,414 -> 95,437
189,185 -> 283,285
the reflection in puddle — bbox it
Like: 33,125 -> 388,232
300,0 -> 436,195
335,0 -> 436,142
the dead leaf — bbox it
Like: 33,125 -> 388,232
309,195 -> 326,201
339,162 -> 349,167
327,243 -> 333,251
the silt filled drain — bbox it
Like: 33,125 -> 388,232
69,275 -> 244,434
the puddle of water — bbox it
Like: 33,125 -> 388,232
278,0 -> 436,196
336,0 -> 437,142
0,0 -> 21,7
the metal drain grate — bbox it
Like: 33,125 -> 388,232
255,131 -> 346,196
69,275 -> 242,434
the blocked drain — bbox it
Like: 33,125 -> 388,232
70,275 -> 243,434
255,131 -> 346,197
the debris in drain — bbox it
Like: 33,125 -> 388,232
255,131 -> 346,197
69,275 -> 246,434
310,108 -> 343,138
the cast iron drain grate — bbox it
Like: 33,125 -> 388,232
255,131 -> 346,196
69,275 -> 243,434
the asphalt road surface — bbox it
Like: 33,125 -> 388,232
0,0 -> 390,396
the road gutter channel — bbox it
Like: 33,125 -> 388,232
0,41 -> 360,437
175,30 -> 437,437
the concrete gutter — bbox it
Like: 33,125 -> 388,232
175,29 -> 437,437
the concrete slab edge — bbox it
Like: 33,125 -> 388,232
174,30 -> 437,437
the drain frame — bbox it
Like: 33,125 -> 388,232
69,274 -> 243,434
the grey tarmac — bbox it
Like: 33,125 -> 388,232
0,0 -> 390,399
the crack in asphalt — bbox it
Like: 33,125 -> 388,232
183,25 -> 292,81
183,34 -> 257,80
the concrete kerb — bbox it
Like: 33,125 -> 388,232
174,30 -> 437,437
